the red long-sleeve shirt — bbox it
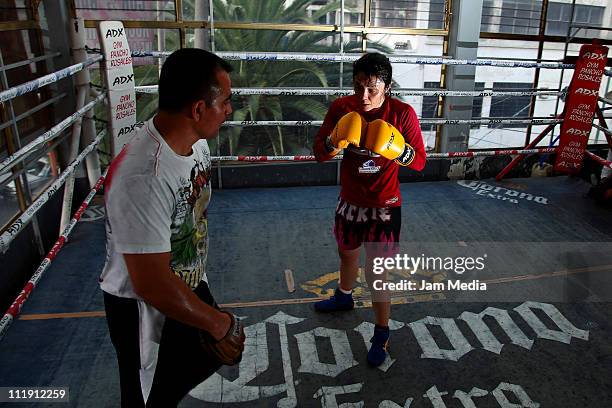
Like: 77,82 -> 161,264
314,95 -> 426,208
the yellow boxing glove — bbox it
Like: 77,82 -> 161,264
364,119 -> 415,166
325,112 -> 367,154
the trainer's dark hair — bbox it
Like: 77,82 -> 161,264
353,52 -> 392,88
158,48 -> 233,112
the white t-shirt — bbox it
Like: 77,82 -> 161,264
99,119 -> 213,398
100,119 -> 213,297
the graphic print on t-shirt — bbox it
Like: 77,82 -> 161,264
170,159 -> 212,289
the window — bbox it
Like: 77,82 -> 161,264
429,0 -> 445,29
481,0 -> 541,35
489,82 -> 532,128
499,0 -> 541,35
546,2 -> 605,36
422,82 -> 485,130
421,82 -> 440,132
481,0 -> 497,32
371,0 -> 418,28
471,82 -> 485,129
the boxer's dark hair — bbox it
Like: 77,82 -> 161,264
158,48 -> 233,112
353,52 -> 392,87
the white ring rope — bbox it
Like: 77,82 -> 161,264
0,130 -> 105,254
210,147 -> 558,162
0,94 -> 106,176
220,118 -> 562,126
0,55 -> 103,104
135,85 -> 563,98
131,50 -> 575,70
133,117 -> 562,128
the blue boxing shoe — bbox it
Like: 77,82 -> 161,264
314,287 -> 354,312
367,325 -> 390,367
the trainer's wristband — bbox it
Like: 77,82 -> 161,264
395,143 -> 415,166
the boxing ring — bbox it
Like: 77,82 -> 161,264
1,23 -> 612,408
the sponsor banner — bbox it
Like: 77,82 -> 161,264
555,44 -> 608,173
457,180 -> 549,205
98,21 -> 136,157
77,0 -> 155,66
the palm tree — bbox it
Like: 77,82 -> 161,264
137,0 -> 392,155
208,0 -> 341,156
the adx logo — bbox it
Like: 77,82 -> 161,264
385,133 -> 395,151
574,88 -> 598,97
105,28 -> 124,38
583,52 -> 606,60
112,74 -> 134,86
566,128 -> 589,137
118,124 -> 136,136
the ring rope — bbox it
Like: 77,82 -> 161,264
0,130 -> 105,254
0,169 -> 107,341
135,85 -> 563,98
599,96 -> 612,105
219,118 -> 562,126
210,147 -> 558,162
0,94 -> 106,175
0,55 -> 103,104
134,118 -> 562,128
131,50 -> 575,70
585,151 -> 612,169
593,124 -> 612,138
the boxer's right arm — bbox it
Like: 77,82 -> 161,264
328,112 -> 367,151
315,101 -> 365,162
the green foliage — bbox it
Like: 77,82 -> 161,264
210,0 -> 337,155
137,0 -> 393,155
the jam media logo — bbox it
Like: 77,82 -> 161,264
583,51 -> 606,61
358,159 -> 381,174
574,88 -> 598,97
566,128 -> 589,137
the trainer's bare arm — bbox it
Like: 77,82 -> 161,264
124,252 -> 230,341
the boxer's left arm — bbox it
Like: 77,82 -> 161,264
400,106 -> 426,171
